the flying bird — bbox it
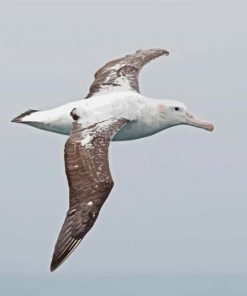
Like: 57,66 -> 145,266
12,48 -> 214,271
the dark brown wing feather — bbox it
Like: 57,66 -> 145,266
85,48 -> 169,98
50,118 -> 128,272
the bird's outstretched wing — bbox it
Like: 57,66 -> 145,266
85,48 -> 169,98
50,117 -> 128,272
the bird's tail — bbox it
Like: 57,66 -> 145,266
11,109 -> 40,123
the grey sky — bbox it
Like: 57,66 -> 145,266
1,2 -> 247,276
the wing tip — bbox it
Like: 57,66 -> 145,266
50,257 -> 61,272
50,264 -> 56,272
49,238 -> 83,272
135,48 -> 170,56
163,49 -> 170,56
49,252 -> 66,273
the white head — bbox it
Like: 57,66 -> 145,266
157,100 -> 214,132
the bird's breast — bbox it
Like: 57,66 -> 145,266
113,118 -> 164,141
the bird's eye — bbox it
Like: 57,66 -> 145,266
174,107 -> 180,111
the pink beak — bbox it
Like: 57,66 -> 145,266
186,111 -> 214,132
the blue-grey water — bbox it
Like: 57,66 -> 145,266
1,275 -> 247,296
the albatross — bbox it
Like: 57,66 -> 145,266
12,48 -> 214,272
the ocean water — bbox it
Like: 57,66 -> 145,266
1,275 -> 247,296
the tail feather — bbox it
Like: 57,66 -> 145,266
11,109 -> 39,123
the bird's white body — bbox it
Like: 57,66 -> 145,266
22,92 -> 186,141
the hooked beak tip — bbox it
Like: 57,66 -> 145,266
206,123 -> 214,132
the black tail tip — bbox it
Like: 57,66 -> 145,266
11,109 -> 39,123
11,116 -> 22,123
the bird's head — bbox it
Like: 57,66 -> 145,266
157,100 -> 214,132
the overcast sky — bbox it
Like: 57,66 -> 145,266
1,2 -> 247,276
